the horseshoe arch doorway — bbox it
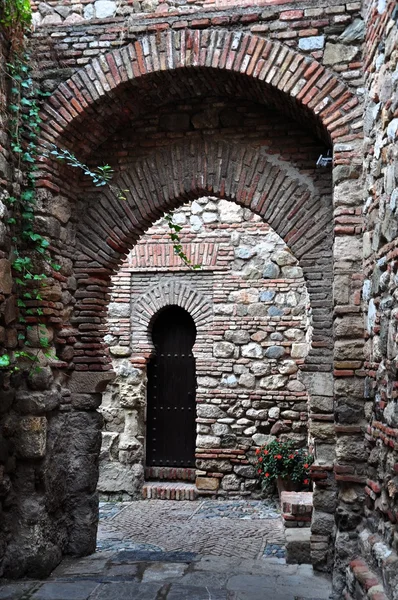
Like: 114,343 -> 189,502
146,306 -> 197,468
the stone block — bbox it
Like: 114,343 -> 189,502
285,528 -> 311,564
324,43 -> 360,65
68,371 -> 115,393
16,416 -> 47,458
196,476 -> 219,491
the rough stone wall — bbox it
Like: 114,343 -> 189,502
345,1 -> 398,598
100,198 -> 310,498
0,30 -> 18,577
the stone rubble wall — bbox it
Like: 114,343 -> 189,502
29,0 -> 364,97
347,1 -> 398,598
0,31 -> 18,577
100,198 -> 311,498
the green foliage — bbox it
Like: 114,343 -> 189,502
255,439 -> 313,492
1,52 -> 56,371
0,0 -> 32,51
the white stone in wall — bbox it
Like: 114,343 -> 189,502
202,211 -> 218,224
197,435 -> 221,448
94,0 -> 116,18
108,302 -> 130,318
218,199 -> 243,223
252,433 -> 275,447
197,376 -> 219,388
250,362 -> 271,376
284,329 -> 305,341
191,201 -> 203,215
172,212 -> 187,225
291,343 -> 309,358
229,288 -> 259,303
278,360 -> 298,375
241,342 -> 263,359
213,341 -> 235,358
214,304 -> 234,315
259,374 -> 287,389
268,407 -> 280,419
273,250 -> 297,266
190,215 -> 202,232
197,405 -> 227,419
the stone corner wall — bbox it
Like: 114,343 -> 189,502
355,0 -> 398,589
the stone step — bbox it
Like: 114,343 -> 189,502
142,481 -> 198,500
145,466 -> 196,482
285,527 -> 311,564
281,491 -> 313,528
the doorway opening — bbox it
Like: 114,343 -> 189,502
146,306 -> 197,469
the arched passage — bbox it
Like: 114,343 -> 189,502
6,28 -> 365,581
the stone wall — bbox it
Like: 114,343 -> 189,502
0,30 -> 18,577
99,198 -> 311,498
342,1 -> 398,598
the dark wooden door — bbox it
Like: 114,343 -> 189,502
146,306 -> 196,468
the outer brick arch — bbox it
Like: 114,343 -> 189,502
39,29 -> 362,162
73,138 -> 333,374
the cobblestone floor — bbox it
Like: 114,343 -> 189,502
0,500 -> 332,599
97,500 -> 285,559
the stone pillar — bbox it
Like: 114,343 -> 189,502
331,154 -> 366,595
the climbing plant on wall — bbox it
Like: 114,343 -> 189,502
0,1 -> 59,369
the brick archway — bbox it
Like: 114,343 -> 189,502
39,29 -> 362,165
74,139 -> 332,374
131,279 -> 212,358
6,28 -> 364,581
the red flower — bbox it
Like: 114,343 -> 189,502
265,472 -> 270,477
304,479 -> 309,485
256,449 -> 260,455
289,454 -> 294,459
258,457 -> 263,462
275,454 -> 282,460
263,450 -> 269,456
303,463 -> 309,469
258,469 -> 262,474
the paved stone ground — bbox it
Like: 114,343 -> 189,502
0,500 -> 332,599
97,500 -> 285,559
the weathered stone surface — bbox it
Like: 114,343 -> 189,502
195,476 -> 219,491
0,259 -> 12,294
15,416 -> 47,458
259,375 -> 287,390
241,342 -> 263,359
213,342 -> 235,358
324,43 -> 360,65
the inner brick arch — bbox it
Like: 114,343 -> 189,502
74,139 -> 333,375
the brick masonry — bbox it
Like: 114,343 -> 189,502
0,1 -> 396,598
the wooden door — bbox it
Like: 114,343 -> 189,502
146,306 -> 196,468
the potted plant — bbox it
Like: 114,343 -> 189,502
255,438 -> 313,496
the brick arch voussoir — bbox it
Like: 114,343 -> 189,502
131,280 -> 213,357
40,29 -> 361,160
